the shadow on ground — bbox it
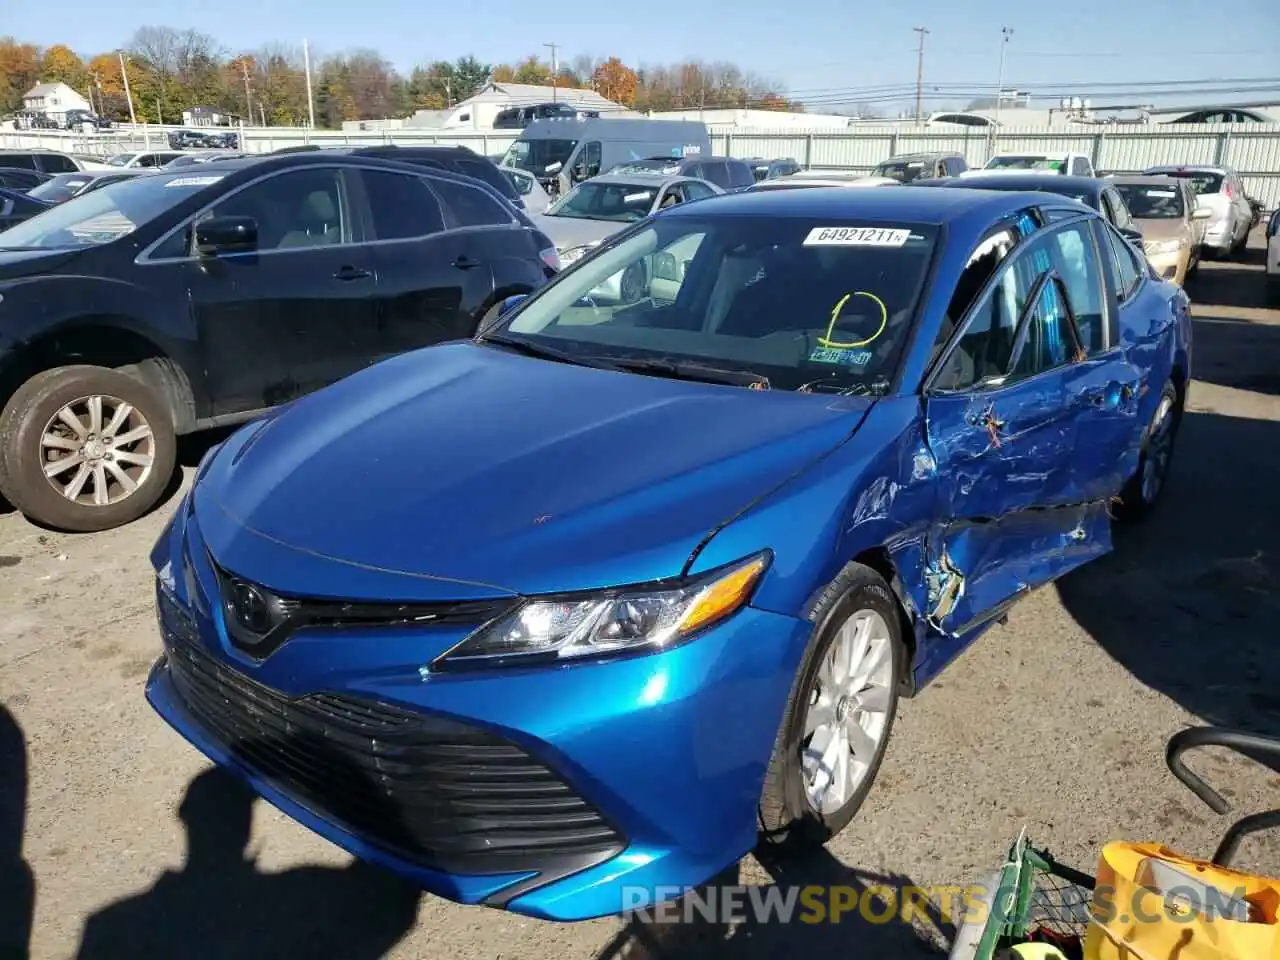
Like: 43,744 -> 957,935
0,703 -> 34,960
1185,244 -> 1271,311
1058,408 -> 1280,741
73,760 -> 421,959
595,847 -> 948,959
1188,315 -> 1280,396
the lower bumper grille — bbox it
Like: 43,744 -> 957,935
157,590 -> 625,877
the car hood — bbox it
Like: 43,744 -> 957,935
195,341 -> 871,601
0,247 -> 85,280
533,214 -> 631,251
1134,217 -> 1190,243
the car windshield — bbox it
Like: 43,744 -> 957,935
26,174 -> 93,204
986,156 -> 1065,172
873,160 -> 928,182
486,214 -> 938,392
1152,170 -> 1224,195
0,171 -> 222,249
545,181 -> 658,222
501,138 -> 578,174
1114,184 -> 1185,218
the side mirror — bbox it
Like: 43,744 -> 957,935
1193,205 -> 1213,220
499,293 -> 528,316
194,216 -> 257,256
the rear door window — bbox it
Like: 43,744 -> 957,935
0,154 -> 37,170
41,153 -> 79,173
430,177 -> 516,228
360,169 -> 445,240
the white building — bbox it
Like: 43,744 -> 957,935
430,82 -> 627,129
22,82 -> 91,123
647,108 -> 854,130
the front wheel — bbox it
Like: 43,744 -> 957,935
0,365 -> 177,532
758,563 -> 905,847
1115,380 -> 1180,522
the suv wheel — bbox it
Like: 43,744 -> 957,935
0,365 -> 176,532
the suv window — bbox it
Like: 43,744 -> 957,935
699,160 -> 731,189
0,154 -> 37,170
361,169 -> 445,239
725,160 -> 755,189
41,153 -> 78,173
1101,222 -> 1143,301
209,168 -> 348,251
431,178 -> 514,227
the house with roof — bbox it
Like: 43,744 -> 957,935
419,82 -> 629,129
23,82 -> 91,124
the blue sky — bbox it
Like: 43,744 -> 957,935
5,0 -> 1278,111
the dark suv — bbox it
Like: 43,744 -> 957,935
0,149 -> 82,175
606,156 -> 756,192
0,152 -> 558,532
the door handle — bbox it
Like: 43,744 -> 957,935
332,265 -> 372,281
453,255 -> 482,271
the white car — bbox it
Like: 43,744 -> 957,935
101,151 -> 188,170
1142,164 -> 1254,259
966,152 -> 1095,177
499,166 -> 552,215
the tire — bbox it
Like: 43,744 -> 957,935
0,365 -> 177,532
758,562 -> 905,848
1115,379 -> 1181,523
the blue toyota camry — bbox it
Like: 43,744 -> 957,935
147,185 -> 1191,921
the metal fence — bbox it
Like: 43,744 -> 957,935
5,122 -> 1280,205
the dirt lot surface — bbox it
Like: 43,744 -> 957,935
2,229 -> 1278,960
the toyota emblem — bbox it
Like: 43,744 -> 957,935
228,580 -> 273,638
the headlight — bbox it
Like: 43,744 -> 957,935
434,552 -> 770,669
1144,239 -> 1183,256
557,243 -> 597,266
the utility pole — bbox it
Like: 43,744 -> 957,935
544,42 -> 559,101
995,27 -> 1014,126
240,60 -> 253,127
118,51 -> 137,125
302,38 -> 316,129
913,26 -> 929,123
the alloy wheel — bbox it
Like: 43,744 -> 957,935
800,608 -> 895,815
39,394 -> 156,507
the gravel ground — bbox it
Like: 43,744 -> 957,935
2,229 -> 1278,960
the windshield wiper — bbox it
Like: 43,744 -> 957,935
477,334 -> 626,371
608,357 -> 771,389
797,375 -> 890,397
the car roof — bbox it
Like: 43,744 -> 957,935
663,183 -> 1068,225
935,173 -> 1104,195
1144,163 -> 1232,174
881,152 -> 961,162
580,173 -> 698,188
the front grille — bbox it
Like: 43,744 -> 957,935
157,591 -> 625,877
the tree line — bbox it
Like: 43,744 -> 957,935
0,28 -> 805,127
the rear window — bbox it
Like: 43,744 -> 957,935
1156,170 -> 1224,195
986,155 -> 1065,172
454,157 -> 519,201
873,160 -> 928,183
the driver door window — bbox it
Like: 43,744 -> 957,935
208,168 -> 349,250
579,141 -> 602,179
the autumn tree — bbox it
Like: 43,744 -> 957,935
592,57 -> 637,107
39,44 -> 87,90
511,55 -> 550,85
0,36 -> 40,114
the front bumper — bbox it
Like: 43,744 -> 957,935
145,506 -> 813,921
1145,248 -> 1189,284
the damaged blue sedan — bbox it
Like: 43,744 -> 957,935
146,186 -> 1190,921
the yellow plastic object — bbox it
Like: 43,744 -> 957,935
1011,944 -> 1070,960
1084,841 -> 1280,960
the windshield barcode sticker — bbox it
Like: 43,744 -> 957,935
166,175 -> 224,187
1146,190 -> 1176,197
804,227 -> 911,247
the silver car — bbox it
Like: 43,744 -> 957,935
533,173 -> 722,301
1142,164 -> 1254,258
